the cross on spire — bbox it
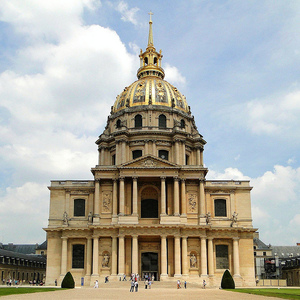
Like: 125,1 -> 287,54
148,11 -> 153,23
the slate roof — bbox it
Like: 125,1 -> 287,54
0,248 -> 46,263
253,237 -> 271,250
272,246 -> 300,258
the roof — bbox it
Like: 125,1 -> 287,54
253,237 -> 271,250
1,244 -> 37,254
36,240 -> 47,250
0,248 -> 46,263
272,246 -> 300,258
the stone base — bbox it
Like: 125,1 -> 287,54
118,215 -> 138,224
160,215 -> 181,224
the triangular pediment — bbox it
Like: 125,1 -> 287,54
120,155 -> 179,169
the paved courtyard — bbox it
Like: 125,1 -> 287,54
1,282 -> 280,300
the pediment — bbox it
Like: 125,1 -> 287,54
120,155 -> 179,169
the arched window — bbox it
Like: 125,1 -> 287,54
132,150 -> 142,159
214,199 -> 227,217
159,150 -> 169,160
112,154 -> 116,165
154,57 -> 158,65
159,114 -> 166,128
216,245 -> 229,269
116,119 -> 121,128
134,114 -> 142,128
72,244 -> 85,268
144,57 -> 148,65
74,199 -> 85,217
180,119 -> 185,128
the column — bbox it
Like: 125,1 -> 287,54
60,237 -> 68,275
174,177 -> 180,216
175,141 -> 180,164
86,237 -> 92,276
119,177 -> 125,215
145,140 -> 149,155
118,235 -> 125,275
132,177 -> 138,215
174,235 -> 181,276
132,235 -> 138,274
111,236 -> 118,275
207,238 -> 214,276
161,235 -> 167,276
121,140 -> 126,163
233,237 -> 240,276
181,236 -> 188,276
182,142 -> 186,165
116,141 -> 120,165
181,179 -> 186,216
199,179 -> 206,224
200,149 -> 204,166
152,140 -> 157,156
92,236 -> 99,275
200,237 -> 207,276
94,179 -> 100,222
112,179 -> 118,216
160,177 -> 166,215
100,147 -> 104,165
196,148 -> 201,165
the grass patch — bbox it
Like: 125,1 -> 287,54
231,288 -> 300,299
0,287 -> 61,297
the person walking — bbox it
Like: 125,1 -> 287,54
135,280 -> 138,292
203,279 -> 206,289
184,281 -> 187,289
94,280 -> 99,288
130,280 -> 135,292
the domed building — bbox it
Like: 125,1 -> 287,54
45,16 -> 256,287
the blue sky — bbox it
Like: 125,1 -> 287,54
0,0 -> 299,246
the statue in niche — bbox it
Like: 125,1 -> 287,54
231,211 -> 238,227
88,211 -> 93,223
63,211 -> 69,226
102,253 -> 110,267
206,212 -> 211,225
190,253 -> 197,268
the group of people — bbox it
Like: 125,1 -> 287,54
3,279 -> 44,286
129,273 -> 139,292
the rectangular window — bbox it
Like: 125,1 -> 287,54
74,199 -> 85,217
216,245 -> 229,269
214,199 -> 227,217
72,244 -> 85,269
132,150 -> 142,159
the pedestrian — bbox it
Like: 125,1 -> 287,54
148,279 -> 152,289
135,280 -> 138,292
54,279 -> 57,286
144,279 -> 148,289
123,274 -> 127,281
94,280 -> 99,288
203,279 -> 206,289
184,281 -> 187,289
177,279 -> 181,289
130,280 -> 135,292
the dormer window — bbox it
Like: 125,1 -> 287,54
159,150 -> 168,160
116,119 -> 121,128
180,119 -> 185,128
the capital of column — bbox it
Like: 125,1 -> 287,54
132,176 -> 138,181
173,177 -> 179,181
61,236 -> 68,240
119,176 -> 125,181
160,234 -> 167,239
160,176 -> 166,180
95,178 -> 101,183
131,234 -> 138,239
232,237 -> 240,241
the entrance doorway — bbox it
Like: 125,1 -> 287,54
141,252 -> 158,281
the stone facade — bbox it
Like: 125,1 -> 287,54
44,16 -> 256,287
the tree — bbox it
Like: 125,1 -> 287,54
61,271 -> 75,288
221,269 -> 235,289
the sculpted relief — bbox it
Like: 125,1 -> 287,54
102,192 -> 112,212
187,193 -> 197,213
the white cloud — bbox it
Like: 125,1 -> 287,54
246,90 -> 300,137
207,167 -> 250,180
115,1 -> 139,25
290,214 -> 300,226
164,63 -> 186,87
0,182 -> 49,243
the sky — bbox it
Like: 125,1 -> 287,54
0,0 -> 299,246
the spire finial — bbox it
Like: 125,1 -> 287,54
148,11 -> 154,47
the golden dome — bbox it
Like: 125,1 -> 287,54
112,13 -> 189,114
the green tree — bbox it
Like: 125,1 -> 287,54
61,272 -> 75,288
221,269 -> 235,289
